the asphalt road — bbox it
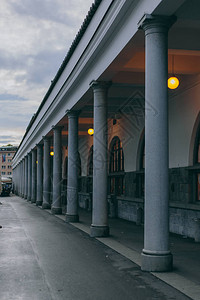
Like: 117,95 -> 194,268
0,195 -> 190,300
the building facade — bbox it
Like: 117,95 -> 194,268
0,146 -> 18,179
12,0 -> 200,272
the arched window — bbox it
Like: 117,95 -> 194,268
77,152 -> 81,177
109,137 -> 124,196
136,134 -> 145,198
109,137 -> 124,173
194,123 -> 200,201
87,145 -> 93,193
139,138 -> 145,170
87,145 -> 93,176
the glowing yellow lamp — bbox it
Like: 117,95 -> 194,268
168,76 -> 179,89
50,151 -> 54,156
88,128 -> 94,135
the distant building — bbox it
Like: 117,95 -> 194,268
0,146 -> 18,179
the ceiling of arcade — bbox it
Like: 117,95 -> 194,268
46,0 -> 200,141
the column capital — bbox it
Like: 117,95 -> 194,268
90,80 -> 112,91
42,136 -> 51,141
51,125 -> 63,131
36,142 -> 43,147
138,14 -> 176,34
66,110 -> 80,118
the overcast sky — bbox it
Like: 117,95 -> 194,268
0,0 -> 94,146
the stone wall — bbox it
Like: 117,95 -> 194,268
78,167 -> 200,239
170,207 -> 200,239
169,167 -> 190,203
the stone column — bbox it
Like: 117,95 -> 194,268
31,149 -> 37,203
138,14 -> 175,271
21,158 -> 24,198
13,166 -> 16,194
17,164 -> 20,195
36,144 -> 43,206
42,137 -> 51,209
51,126 -> 63,214
90,81 -> 111,237
27,152 -> 32,201
24,155 -> 28,199
22,158 -> 24,198
19,161 -> 22,196
12,167 -> 15,194
14,166 -> 16,194
66,111 -> 79,222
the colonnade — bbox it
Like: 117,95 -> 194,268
13,81 -> 110,238
12,14 -> 174,272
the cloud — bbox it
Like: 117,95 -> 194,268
0,136 -> 18,145
0,94 -> 27,101
10,0 -> 93,26
0,0 -> 94,145
0,129 -> 25,146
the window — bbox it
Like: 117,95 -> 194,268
109,138 -> 124,173
8,172 -> 12,175
1,172 -> 5,175
1,166 -> 6,169
109,137 -> 124,196
88,146 -> 93,176
1,154 -> 6,162
87,146 -> 93,193
77,152 -> 82,192
8,159 -> 12,162
193,122 -> 200,202
196,131 -> 200,201
8,153 -> 11,156
8,165 -> 12,169
136,138 -> 145,198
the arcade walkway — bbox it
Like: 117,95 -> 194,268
0,195 -> 199,299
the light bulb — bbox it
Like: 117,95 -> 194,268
88,128 -> 94,135
168,76 -> 179,89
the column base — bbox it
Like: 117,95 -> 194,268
90,225 -> 109,237
51,207 -> 62,215
42,203 -> 51,209
31,199 -> 36,204
141,251 -> 173,272
65,214 -> 79,223
36,200 -> 43,206
27,197 -> 31,202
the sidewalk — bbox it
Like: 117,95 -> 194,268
46,206 -> 200,300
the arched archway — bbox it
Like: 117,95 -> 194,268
136,130 -> 145,198
108,136 -> 124,196
87,145 -> 93,193
136,128 -> 145,171
191,115 -> 200,202
189,111 -> 200,166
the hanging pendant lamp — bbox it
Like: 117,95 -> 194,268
168,55 -> 179,89
88,128 -> 94,136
